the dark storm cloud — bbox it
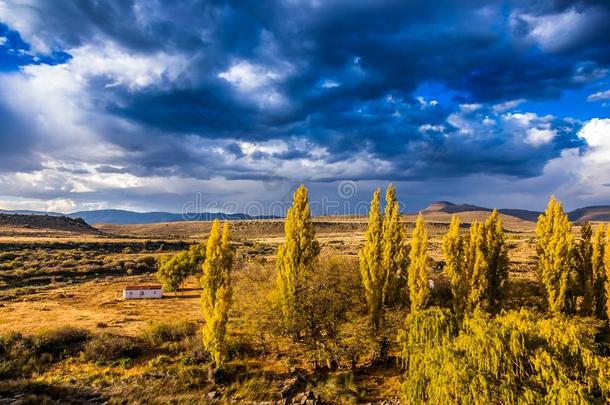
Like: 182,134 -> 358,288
0,0 -> 608,183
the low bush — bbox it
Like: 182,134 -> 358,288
32,326 -> 89,356
142,321 -> 197,346
82,333 -> 141,363
0,326 -> 89,378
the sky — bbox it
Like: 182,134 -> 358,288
0,0 -> 609,215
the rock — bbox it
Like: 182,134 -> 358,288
206,391 -> 221,401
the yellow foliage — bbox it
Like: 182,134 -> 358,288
591,224 -> 606,319
604,224 -> 610,320
201,220 -> 234,367
359,188 -> 385,331
408,213 -> 430,312
535,196 -> 574,314
382,183 -> 409,307
276,184 -> 320,333
442,215 -> 467,314
398,307 -> 609,404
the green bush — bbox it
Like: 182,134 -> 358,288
82,333 -> 141,363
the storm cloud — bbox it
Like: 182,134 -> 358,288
0,0 -> 609,212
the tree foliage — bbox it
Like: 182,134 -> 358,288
482,210 -> 509,310
442,215 -> 468,314
398,307 -> 610,404
408,213 -> 430,312
156,242 -> 206,293
591,224 -> 607,319
201,220 -> 234,368
382,184 -> 409,307
359,188 -> 385,331
442,210 -> 508,314
535,196 -> 574,314
575,222 -> 595,315
360,185 -> 410,331
276,184 -> 320,334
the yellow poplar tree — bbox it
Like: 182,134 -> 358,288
201,220 -> 234,368
442,215 -> 468,314
465,221 -> 488,312
276,184 -> 320,333
575,222 -> 595,315
482,209 -> 509,310
382,184 -> 409,306
408,213 -> 430,312
592,224 -> 606,319
359,188 -> 385,331
535,196 -> 574,314
603,225 -> 610,320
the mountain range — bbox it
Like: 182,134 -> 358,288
0,209 -> 268,225
421,201 -> 610,223
1,202 -> 609,225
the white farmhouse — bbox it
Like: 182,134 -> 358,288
123,284 -> 163,299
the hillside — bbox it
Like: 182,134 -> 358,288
568,206 -> 610,222
420,201 -> 541,225
0,213 -> 101,236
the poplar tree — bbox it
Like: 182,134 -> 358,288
408,213 -> 430,312
603,225 -> 610,320
442,215 -> 467,314
465,221 -> 488,312
382,184 -> 409,306
276,184 -> 320,334
575,222 -> 595,315
482,209 -> 509,310
201,220 -> 234,368
592,224 -> 606,319
359,188 -> 385,331
535,196 -> 574,314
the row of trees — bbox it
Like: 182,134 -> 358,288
442,210 -> 509,315
535,196 -> 610,318
157,185 -> 610,374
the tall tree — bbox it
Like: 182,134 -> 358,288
575,222 -> 595,315
465,221 -> 488,312
603,225 -> 610,320
442,215 -> 467,314
535,196 -> 574,314
482,209 -> 509,311
359,188 -> 385,331
201,220 -> 234,368
408,213 -> 430,312
382,184 -> 409,306
592,224 -> 606,319
276,184 -> 320,334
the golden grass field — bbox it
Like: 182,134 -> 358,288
0,210 -> 600,403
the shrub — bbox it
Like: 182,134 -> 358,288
82,333 -> 141,363
142,321 -> 197,346
32,326 -> 89,356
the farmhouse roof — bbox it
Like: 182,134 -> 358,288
124,284 -> 163,291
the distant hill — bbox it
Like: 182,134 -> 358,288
0,213 -> 101,234
68,209 -> 256,225
421,201 -> 542,222
568,206 -> 610,222
0,209 -> 275,225
422,201 -> 610,223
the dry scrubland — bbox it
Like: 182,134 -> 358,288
0,208 -> 604,403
